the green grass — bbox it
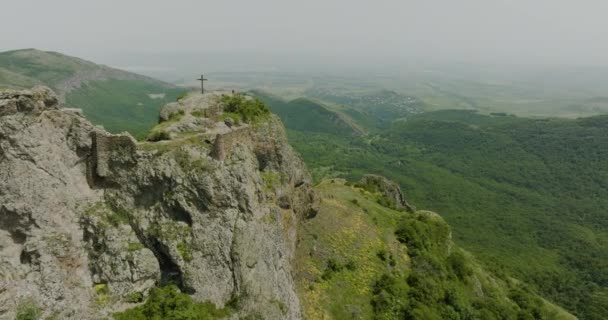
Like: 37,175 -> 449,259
83,202 -> 130,228
0,68 -> 39,89
0,49 -> 82,86
176,241 -> 193,262
66,79 -> 184,139
114,285 -> 230,320
296,181 -> 573,320
261,170 -> 280,191
15,299 -> 42,320
127,242 -> 144,252
296,180 -> 405,319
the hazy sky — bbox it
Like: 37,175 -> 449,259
1,0 -> 608,66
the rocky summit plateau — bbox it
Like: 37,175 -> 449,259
0,87 -> 318,319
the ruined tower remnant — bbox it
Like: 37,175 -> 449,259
91,131 -> 137,179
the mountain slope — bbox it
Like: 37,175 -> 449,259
0,49 -> 184,138
254,91 -> 365,136
282,110 -> 608,319
297,179 -> 575,319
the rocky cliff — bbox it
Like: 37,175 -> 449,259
0,87 -> 317,319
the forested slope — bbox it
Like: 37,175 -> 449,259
281,108 -> 608,319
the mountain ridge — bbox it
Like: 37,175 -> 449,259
253,90 -> 365,136
0,48 -> 173,99
0,48 -> 185,138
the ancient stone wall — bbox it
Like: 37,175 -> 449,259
210,126 -> 252,161
91,132 -> 137,179
203,102 -> 223,120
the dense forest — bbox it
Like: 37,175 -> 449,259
271,100 -> 608,319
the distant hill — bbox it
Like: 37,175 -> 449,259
304,88 -> 426,130
254,91 -> 364,136
0,49 -> 185,138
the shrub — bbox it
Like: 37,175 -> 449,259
147,130 -> 171,142
191,110 -> 205,118
389,254 -> 397,267
106,208 -> 130,227
370,273 -> 409,317
376,196 -> 397,210
168,110 -> 185,121
327,258 -> 343,272
94,283 -> 111,306
395,214 -> 450,257
176,92 -> 188,101
125,292 -> 144,303
127,242 -> 145,252
261,171 -> 280,191
113,285 -> 230,320
377,248 -> 388,261
321,258 -> 344,280
448,250 -> 472,280
345,259 -> 357,271
220,94 -> 269,123
94,283 -> 109,295
177,241 -> 193,262
15,300 -> 41,320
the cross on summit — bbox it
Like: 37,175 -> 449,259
197,74 -> 208,94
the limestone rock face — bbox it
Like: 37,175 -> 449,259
0,88 -> 317,319
0,87 -> 104,319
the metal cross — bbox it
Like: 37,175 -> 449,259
196,74 -> 208,94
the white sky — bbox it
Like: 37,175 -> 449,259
1,0 -> 607,66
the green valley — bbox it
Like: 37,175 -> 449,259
65,79 -> 183,138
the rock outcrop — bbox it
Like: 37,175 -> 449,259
0,88 -> 318,319
358,174 -> 415,212
0,86 -> 59,116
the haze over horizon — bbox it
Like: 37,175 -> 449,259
2,0 -> 608,68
